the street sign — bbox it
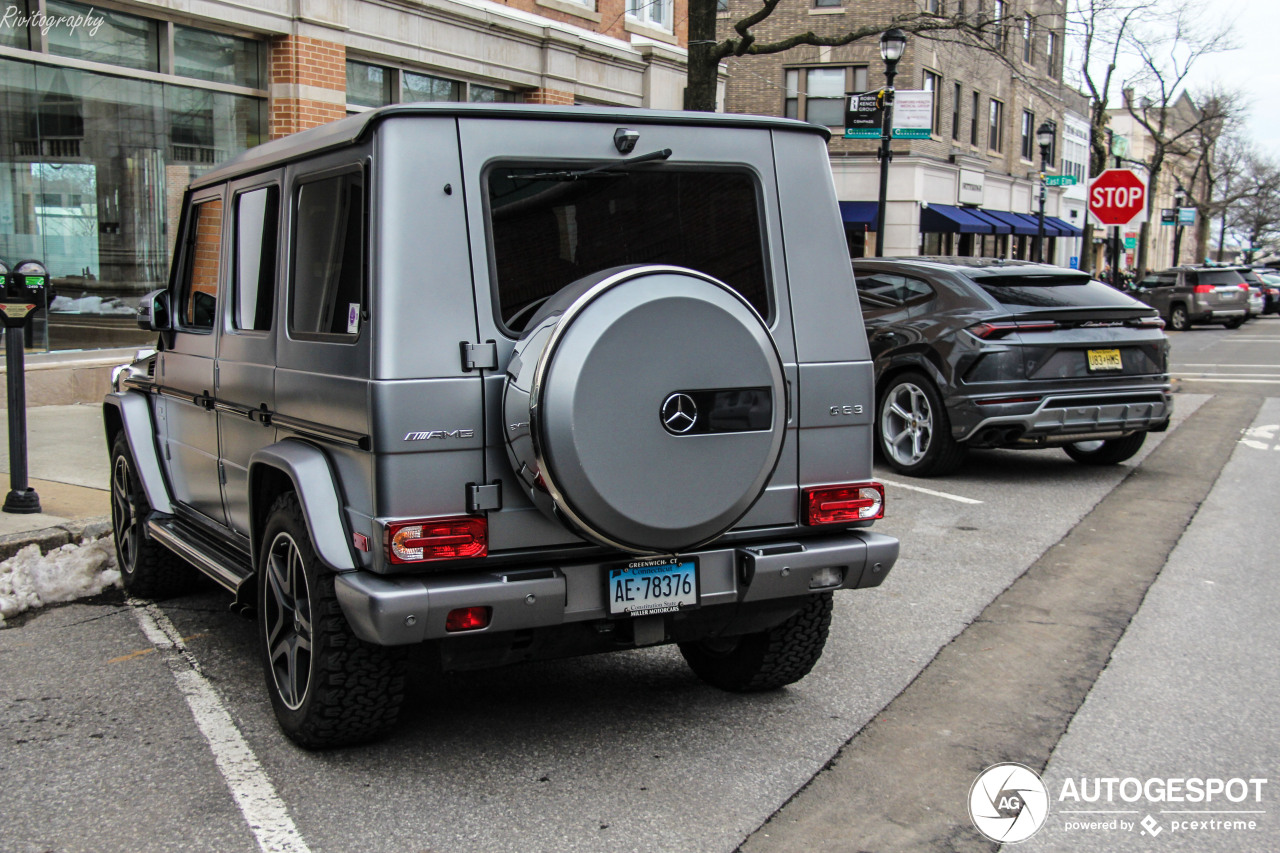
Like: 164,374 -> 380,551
1161,208 -> 1176,226
1178,207 -> 1197,226
1045,175 -> 1078,186
1088,169 -> 1148,228
891,90 -> 933,138
1124,234 -> 1136,249
843,91 -> 882,139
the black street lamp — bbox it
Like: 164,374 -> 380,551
1033,120 -> 1055,263
1172,183 -> 1187,266
874,27 -> 907,258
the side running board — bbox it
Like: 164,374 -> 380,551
147,515 -> 254,595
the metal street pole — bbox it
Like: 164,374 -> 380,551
873,29 -> 905,258
1171,188 -> 1185,266
1034,121 -> 1055,264
1035,175 -> 1047,263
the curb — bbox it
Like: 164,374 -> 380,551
0,516 -> 113,562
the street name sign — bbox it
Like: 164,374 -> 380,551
1045,174 -> 1078,186
1088,169 -> 1148,228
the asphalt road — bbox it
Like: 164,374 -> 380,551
2,318 -> 1277,853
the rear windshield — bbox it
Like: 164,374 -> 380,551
972,274 -> 1143,309
1195,270 -> 1245,286
487,166 -> 770,333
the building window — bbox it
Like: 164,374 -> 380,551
993,0 -> 1006,49
470,85 -> 521,103
952,82 -> 962,140
1046,31 -> 1058,78
813,0 -> 841,8
1023,14 -> 1034,62
173,26 -> 264,88
925,0 -> 941,12
347,61 -> 394,108
403,70 -> 462,102
971,90 -> 980,146
627,0 -> 672,30
717,0 -> 729,11
988,98 -> 1003,152
922,70 -> 941,135
45,0 -> 160,72
785,66 -> 867,127
1021,110 -> 1035,160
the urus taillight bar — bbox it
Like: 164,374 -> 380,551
803,483 -> 885,525
968,320 -> 1061,339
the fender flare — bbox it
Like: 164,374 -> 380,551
103,391 -> 173,514
249,441 -> 355,571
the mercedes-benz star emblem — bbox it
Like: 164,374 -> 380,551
661,393 -> 698,434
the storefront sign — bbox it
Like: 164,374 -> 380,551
959,169 -> 985,206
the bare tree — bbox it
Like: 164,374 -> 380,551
685,2 -> 1054,112
1065,0 -> 1154,272
1176,101 -> 1248,262
1120,0 -> 1235,275
1226,151 -> 1280,263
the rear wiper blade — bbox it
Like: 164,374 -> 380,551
511,148 -> 673,181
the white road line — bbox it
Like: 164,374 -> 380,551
1176,363 -> 1280,368
1171,372 -> 1280,378
128,598 -> 312,853
877,477 -> 983,505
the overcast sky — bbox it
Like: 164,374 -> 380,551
1094,0 -> 1280,156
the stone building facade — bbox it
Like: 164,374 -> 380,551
719,0 -> 1087,264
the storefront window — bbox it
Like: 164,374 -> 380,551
0,57 -> 265,351
402,71 -> 460,102
346,61 -> 393,108
174,25 -> 263,88
45,0 -> 161,73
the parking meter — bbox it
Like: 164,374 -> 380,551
2,259 -> 47,513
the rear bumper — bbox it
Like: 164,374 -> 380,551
335,530 -> 898,646
956,384 -> 1173,444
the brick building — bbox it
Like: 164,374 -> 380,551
1,0 -> 690,352
719,0 -> 1087,264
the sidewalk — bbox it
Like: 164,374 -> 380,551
0,403 -> 112,559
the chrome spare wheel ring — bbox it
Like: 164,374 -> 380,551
264,532 -> 313,711
881,382 -> 934,467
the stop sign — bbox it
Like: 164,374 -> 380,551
1089,169 -> 1148,228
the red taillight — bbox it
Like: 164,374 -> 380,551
803,483 -> 885,525
1240,283 -> 1249,290
1193,284 -> 1215,293
386,517 -> 487,563
968,320 -> 1061,339
445,606 -> 491,632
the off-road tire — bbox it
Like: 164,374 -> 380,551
679,592 -> 833,692
258,492 -> 407,749
1063,432 -> 1147,465
110,432 -> 195,599
875,371 -> 966,477
1168,304 -> 1190,332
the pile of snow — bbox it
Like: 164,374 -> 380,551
0,538 -> 120,627
49,294 -> 139,316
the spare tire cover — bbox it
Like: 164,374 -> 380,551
503,265 -> 786,554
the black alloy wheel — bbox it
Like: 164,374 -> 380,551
110,432 -> 192,598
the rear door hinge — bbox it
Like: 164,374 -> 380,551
466,481 -> 502,513
460,340 -> 498,372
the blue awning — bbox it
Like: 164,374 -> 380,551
985,210 -> 1039,236
1047,215 -> 1084,237
965,208 -> 1013,235
839,201 -> 880,230
921,203 -> 995,234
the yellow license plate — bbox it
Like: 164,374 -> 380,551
1087,348 -> 1123,371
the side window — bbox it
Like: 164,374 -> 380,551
291,171 -> 365,339
1184,272 -> 1198,287
180,197 -> 224,331
234,186 -> 279,331
856,273 -> 934,308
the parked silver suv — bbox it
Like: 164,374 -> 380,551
104,105 -> 898,748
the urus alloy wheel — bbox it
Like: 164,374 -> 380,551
880,381 -> 935,468
263,531 -> 314,711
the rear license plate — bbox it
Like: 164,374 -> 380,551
1087,348 -> 1123,371
608,557 -> 698,617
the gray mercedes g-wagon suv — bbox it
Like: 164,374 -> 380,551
104,104 -> 898,748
